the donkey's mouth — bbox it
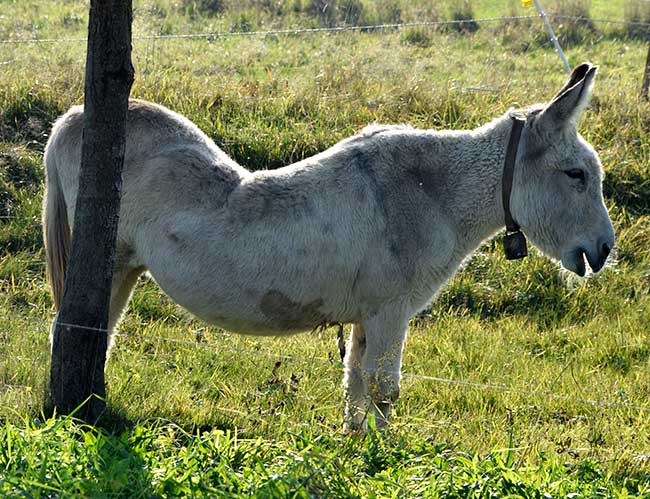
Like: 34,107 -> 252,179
564,246 -> 610,276
575,248 -> 587,277
562,248 -> 587,277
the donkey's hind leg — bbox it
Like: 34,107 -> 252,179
107,266 -> 143,354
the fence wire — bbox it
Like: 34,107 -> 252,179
1,310 -> 649,414
0,14 -> 648,46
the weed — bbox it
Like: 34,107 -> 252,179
338,0 -> 364,25
548,0 -> 598,45
451,0 -> 479,33
304,0 -> 338,26
230,12 -> 255,32
182,0 -> 225,18
376,0 -> 402,24
401,28 -> 432,47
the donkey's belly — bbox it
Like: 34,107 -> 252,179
149,266 -> 347,337
139,204 -> 374,335
194,312 -> 325,337
165,289 -> 338,336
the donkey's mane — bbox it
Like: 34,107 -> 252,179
359,124 -> 414,137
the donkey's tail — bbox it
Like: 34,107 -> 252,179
42,153 -> 71,310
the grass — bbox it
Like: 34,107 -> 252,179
5,414 -> 648,498
2,0 -> 650,496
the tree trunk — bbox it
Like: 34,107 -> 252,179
49,0 -> 134,421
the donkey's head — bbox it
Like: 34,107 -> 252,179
511,62 -> 615,276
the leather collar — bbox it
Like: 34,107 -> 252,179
501,116 -> 528,260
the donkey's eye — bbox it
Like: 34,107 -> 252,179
564,169 -> 585,181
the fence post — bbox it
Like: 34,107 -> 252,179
49,0 -> 134,421
642,43 -> 650,101
531,0 -> 571,74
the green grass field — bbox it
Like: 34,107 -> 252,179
2,0 -> 650,496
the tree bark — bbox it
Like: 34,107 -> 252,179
49,0 -> 134,421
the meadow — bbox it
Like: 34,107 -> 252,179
2,0 -> 650,496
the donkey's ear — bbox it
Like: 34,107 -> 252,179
539,62 -> 597,130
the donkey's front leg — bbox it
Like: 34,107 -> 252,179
343,323 -> 368,430
344,311 -> 409,430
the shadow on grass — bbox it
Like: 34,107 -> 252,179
2,406 -> 156,497
0,92 -> 62,152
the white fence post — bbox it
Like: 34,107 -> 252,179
532,0 -> 571,74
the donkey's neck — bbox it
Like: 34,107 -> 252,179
446,116 -> 513,252
414,115 -> 514,255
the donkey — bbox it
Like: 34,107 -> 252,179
43,62 -> 614,429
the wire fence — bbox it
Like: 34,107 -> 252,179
0,12 -> 644,109
1,309 -> 649,415
0,10 -> 647,108
0,16 -> 537,45
0,14 -> 648,46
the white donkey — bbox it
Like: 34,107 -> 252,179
43,62 -> 614,429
